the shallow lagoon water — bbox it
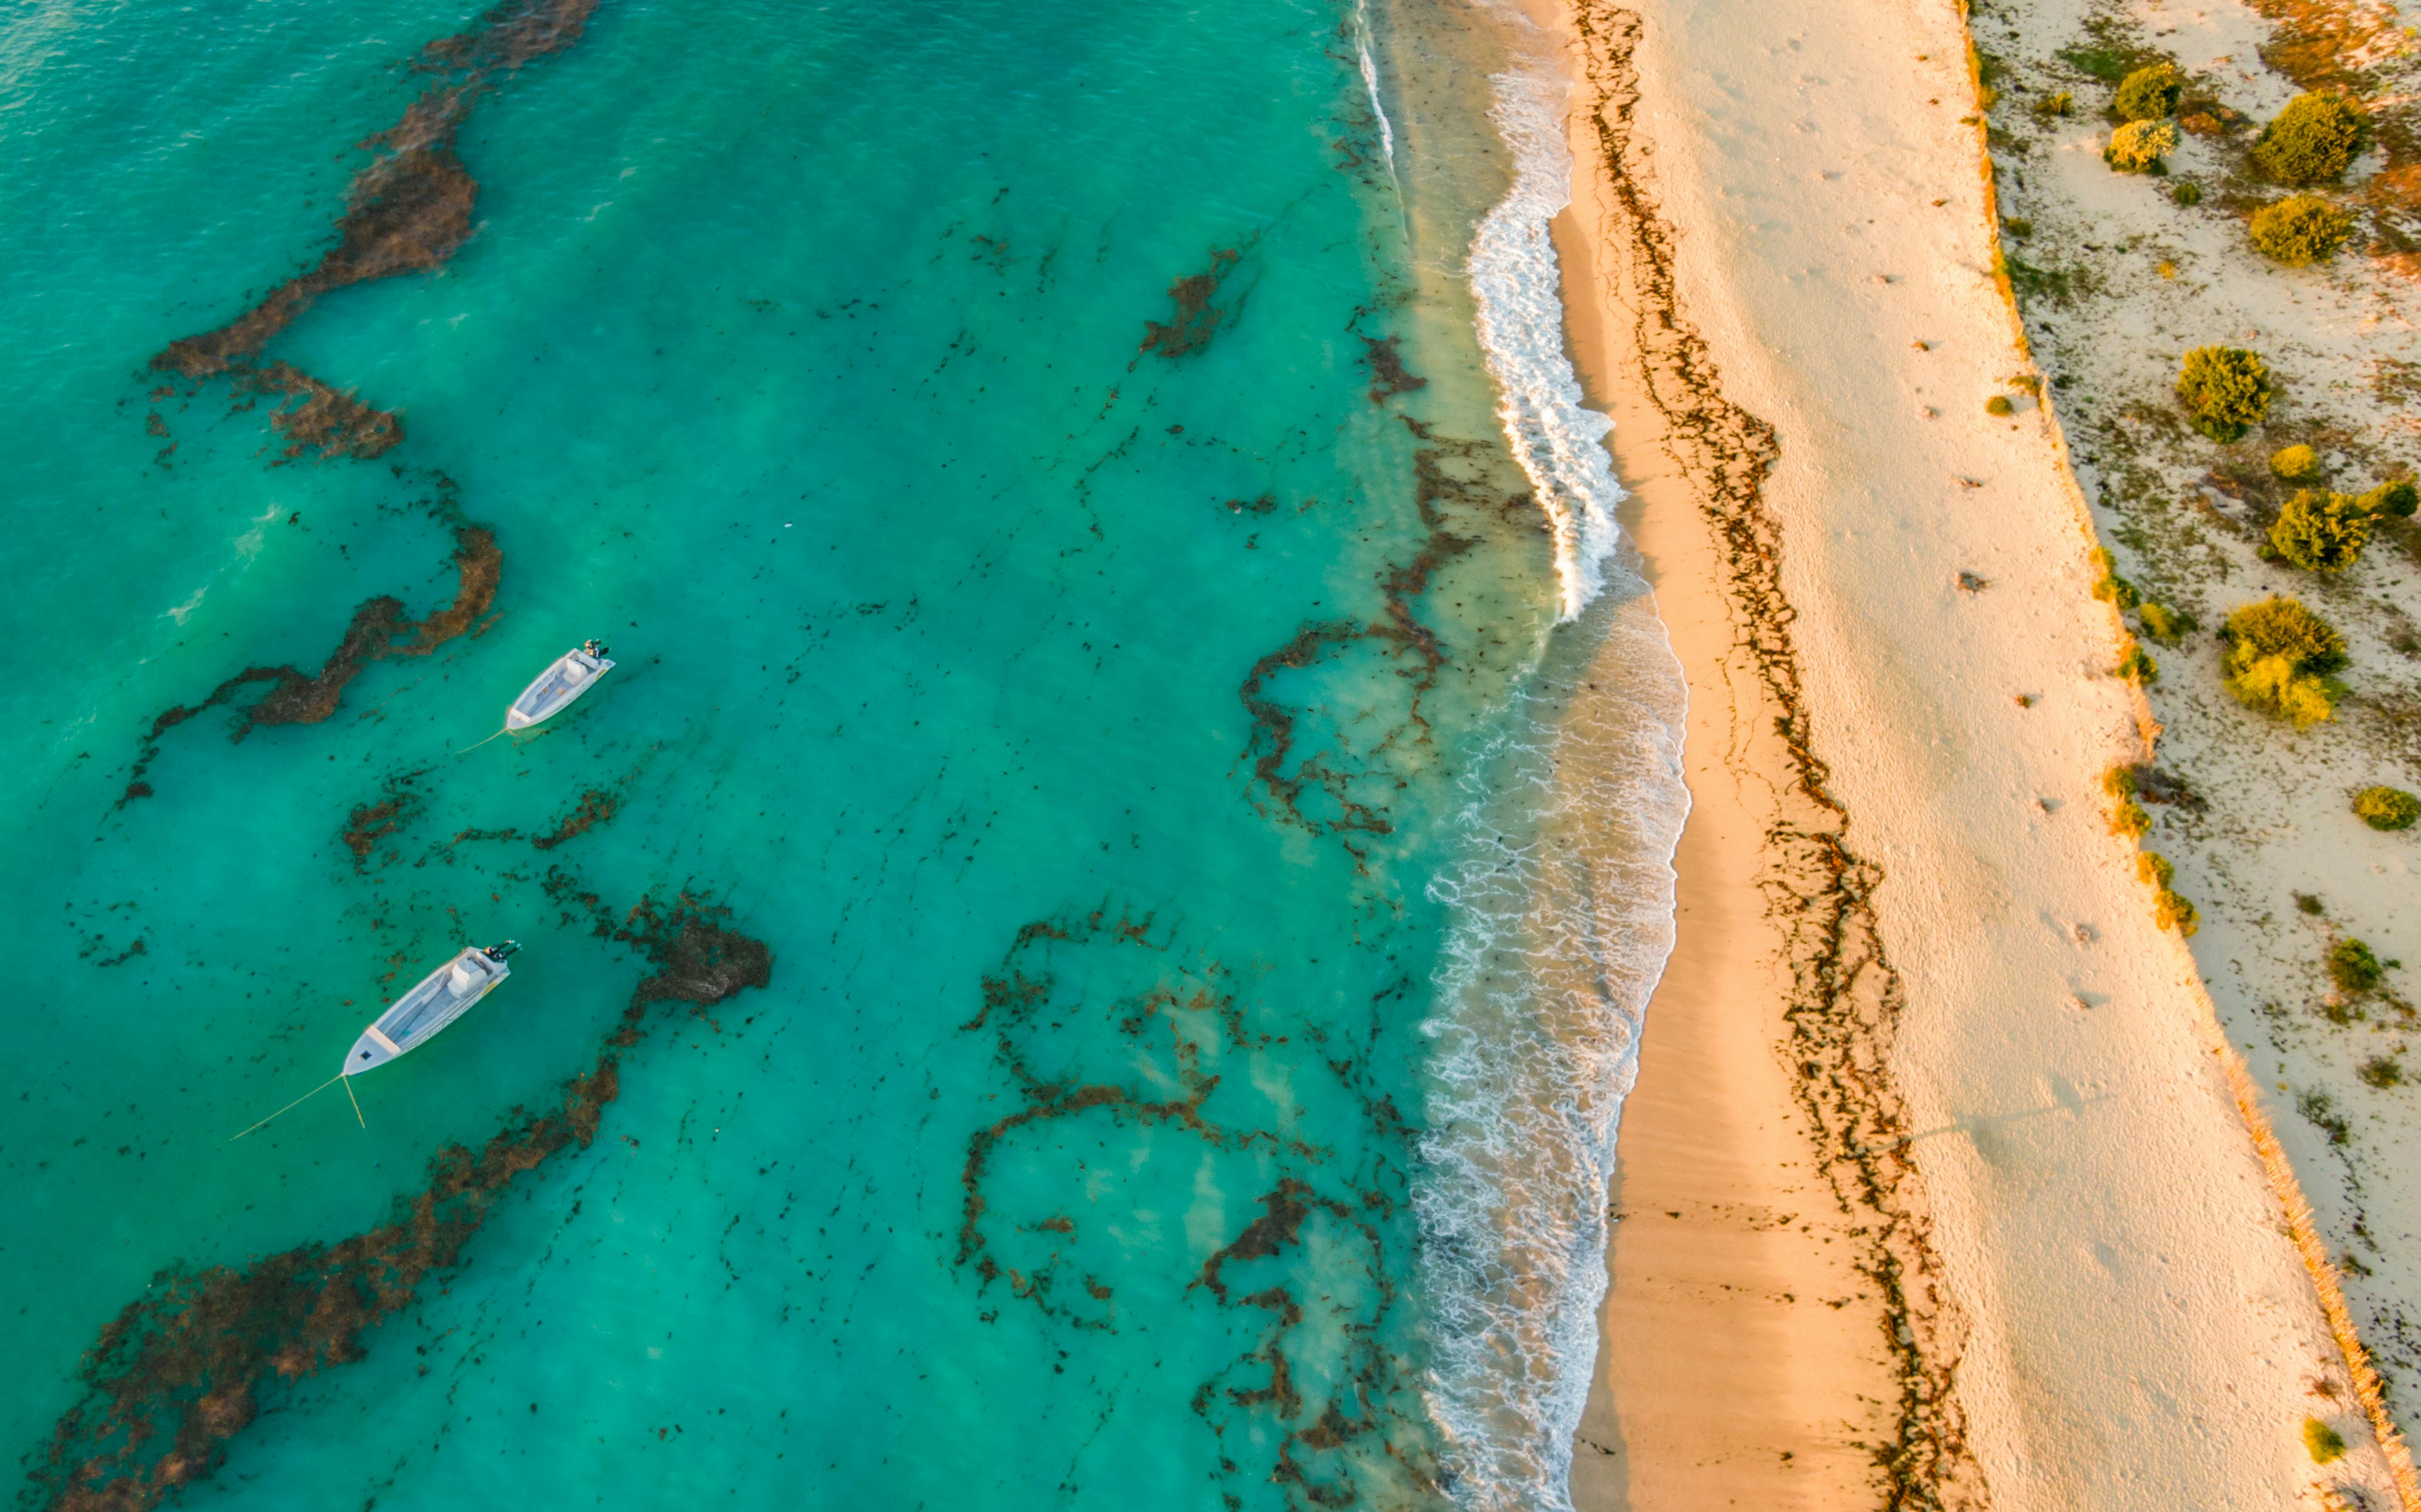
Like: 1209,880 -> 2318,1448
1,1 -> 1679,1506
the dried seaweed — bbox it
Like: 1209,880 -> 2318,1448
1571,8 -> 1980,1504
339,770 -> 428,870
236,364 -> 400,462
1233,427 -> 1493,859
26,892 -> 770,1512
952,909 -> 1441,1510
151,0 -> 600,386
1360,335 -> 1427,405
120,524 -> 499,806
530,789 -> 617,851
1138,250 -> 1238,359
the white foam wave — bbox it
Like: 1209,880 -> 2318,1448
1415,571 -> 1689,1510
1466,66 -> 1624,621
1353,0 -> 1400,183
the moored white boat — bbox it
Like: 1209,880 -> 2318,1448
505,641 -> 615,730
343,942 -> 518,1076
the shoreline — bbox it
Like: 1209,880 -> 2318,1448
1519,0 -> 2408,1505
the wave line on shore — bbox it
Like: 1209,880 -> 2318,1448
1468,65 -> 1625,621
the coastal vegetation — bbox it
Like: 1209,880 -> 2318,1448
2268,489 -> 2375,573
2137,851 -> 2199,935
2331,938 -> 2385,996
2271,444 -> 2320,482
2360,480 -> 2418,519
2249,195 -> 2353,266
2105,118 -> 2176,173
1986,393 -> 2014,415
2176,346 -> 2272,441
2221,596 -> 2347,727
2307,1417 -> 2350,1463
2354,786 -> 2420,831
2255,94 -> 2366,185
2111,63 -> 2180,123
2137,600 -> 2191,642
2104,765 -> 2152,838
2089,546 -> 2138,607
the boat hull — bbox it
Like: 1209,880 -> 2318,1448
505,649 -> 615,730
343,947 -> 509,1076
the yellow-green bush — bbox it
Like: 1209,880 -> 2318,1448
2256,94 -> 2365,185
2249,194 -> 2354,265
2176,345 -> 2273,442
2222,595 -> 2347,727
2270,443 -> 2320,480
2089,546 -> 2139,608
2305,1417 -> 2348,1464
2114,63 -> 2183,122
2359,478 -> 2418,518
2354,785 -> 2420,831
2106,118 -> 2179,172
1985,394 -> 2014,416
2137,601 -> 2193,642
2268,488 -> 2374,572
2331,938 -> 2383,993
2137,853 -> 2199,935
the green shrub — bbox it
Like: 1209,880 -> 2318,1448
2138,601 -> 2193,642
2256,94 -> 2365,185
2115,638 -> 2159,683
2305,1416 -> 2348,1464
2111,799 -> 2152,838
2331,938 -> 2383,993
2270,443 -> 2321,480
2115,63 -> 2183,122
2176,345 -> 2273,441
2089,547 -> 2140,608
2173,181 -> 2204,206
2222,595 -> 2347,727
2136,854 -> 2198,933
2354,785 -> 2421,830
2269,488 -> 2374,572
2249,194 -> 2354,265
1985,394 -> 2014,416
2359,479 -> 2418,518
2035,90 -> 2075,117
2360,1056 -> 2403,1088
2106,118 -> 2179,172
2156,888 -> 2200,935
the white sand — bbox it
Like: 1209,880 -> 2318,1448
1524,0 -> 2406,1503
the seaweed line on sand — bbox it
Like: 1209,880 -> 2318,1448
22,891 -> 770,1512
1570,6 -> 1986,1506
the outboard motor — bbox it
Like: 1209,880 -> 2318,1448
484,940 -> 523,962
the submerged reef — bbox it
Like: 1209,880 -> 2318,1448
953,908 -> 1444,1511
25,892 -> 769,1512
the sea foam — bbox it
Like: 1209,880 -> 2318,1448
1416,57 -> 1692,1512
1467,67 -> 1625,623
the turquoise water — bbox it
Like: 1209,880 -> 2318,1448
2,1 -> 1683,1507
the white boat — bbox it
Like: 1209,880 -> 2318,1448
342,943 -> 518,1076
505,642 -> 615,730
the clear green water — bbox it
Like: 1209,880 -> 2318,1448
2,1 -> 1683,1507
